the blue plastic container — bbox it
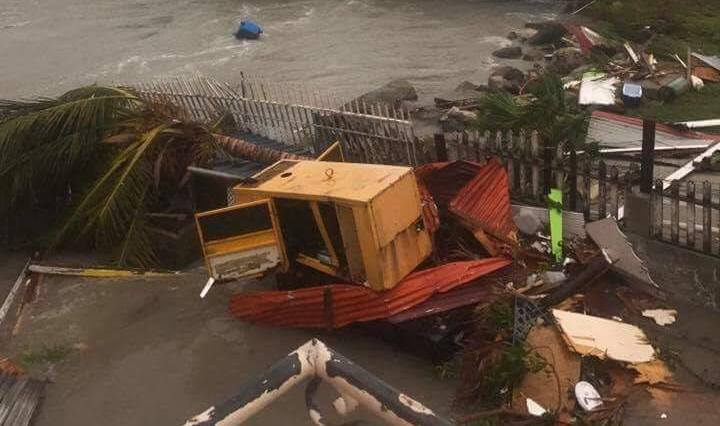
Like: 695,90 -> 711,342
234,21 -> 263,40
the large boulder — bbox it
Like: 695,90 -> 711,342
488,66 -> 526,94
548,47 -> 585,75
352,79 -> 418,111
493,46 -> 523,59
527,21 -> 568,45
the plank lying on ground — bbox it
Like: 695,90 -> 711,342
662,141 -> 720,190
0,260 -> 29,328
28,263 -> 179,278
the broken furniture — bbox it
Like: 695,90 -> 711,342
195,160 -> 432,291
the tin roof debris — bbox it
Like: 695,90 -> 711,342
553,309 -> 656,363
587,111 -> 719,152
229,258 -> 511,328
449,158 -> 518,245
586,218 -> 661,297
0,373 -> 46,426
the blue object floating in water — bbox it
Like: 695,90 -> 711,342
235,20 -> 263,40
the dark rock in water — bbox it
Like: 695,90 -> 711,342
527,21 -> 567,45
508,28 -> 538,42
548,47 -> 585,75
492,46 -> 523,59
351,79 -> 418,111
455,81 -> 481,92
488,66 -> 526,95
522,48 -> 545,62
435,81 -> 485,106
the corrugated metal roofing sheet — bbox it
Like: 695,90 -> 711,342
229,257 -> 511,328
448,158 -> 517,242
587,111 -> 719,151
386,279 -> 505,324
414,161 -> 483,212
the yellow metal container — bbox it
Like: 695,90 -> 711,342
195,160 -> 432,291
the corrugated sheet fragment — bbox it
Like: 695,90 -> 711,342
229,257 -> 511,328
414,160 -> 483,212
0,373 -> 45,426
448,158 -> 517,242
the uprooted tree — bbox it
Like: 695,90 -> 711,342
0,85 -> 288,267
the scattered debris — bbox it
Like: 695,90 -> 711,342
27,263 -> 178,278
579,72 -> 619,105
553,309 -> 656,363
512,204 -> 586,239
229,258 -> 510,328
641,309 -> 678,326
525,398 -> 547,416
575,381 -> 603,411
512,325 -> 580,419
585,218 -> 662,297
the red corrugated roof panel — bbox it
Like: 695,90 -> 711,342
448,157 -> 517,242
229,257 -> 511,328
414,160 -> 484,212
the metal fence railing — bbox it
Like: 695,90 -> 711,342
128,75 -> 419,166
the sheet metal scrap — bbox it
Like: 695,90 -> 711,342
585,218 -> 663,298
449,157 -> 518,243
414,160 -> 483,212
0,373 -> 45,426
229,257 -> 511,328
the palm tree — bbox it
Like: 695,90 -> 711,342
473,73 -> 591,194
0,85 -> 293,267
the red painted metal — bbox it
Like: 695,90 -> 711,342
386,279 -> 505,324
229,258 -> 511,328
448,157 -> 517,242
414,161 -> 483,212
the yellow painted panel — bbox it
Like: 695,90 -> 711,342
204,230 -> 277,256
370,173 -> 423,248
377,222 -> 432,289
237,161 -> 412,204
353,207 -> 384,290
232,189 -> 270,206
336,204 -> 365,282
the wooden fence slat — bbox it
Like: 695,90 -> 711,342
652,179 -> 664,239
598,160 -> 607,218
687,181 -> 696,250
703,181 -> 712,252
670,181 -> 680,244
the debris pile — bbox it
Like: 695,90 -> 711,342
189,154 -> 681,424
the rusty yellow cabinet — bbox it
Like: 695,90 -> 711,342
196,160 -> 432,291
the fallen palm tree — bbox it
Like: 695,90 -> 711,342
0,85 -> 287,267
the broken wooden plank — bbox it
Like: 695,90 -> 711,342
662,141 -> 720,190
553,309 -> 656,363
27,263 -> 179,278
